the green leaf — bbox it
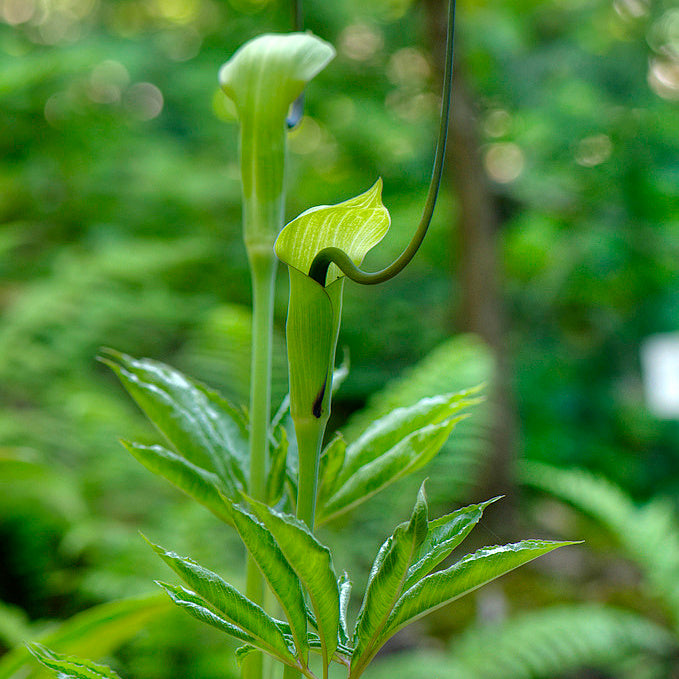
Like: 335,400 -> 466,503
148,540 -> 295,664
403,497 -> 501,590
352,486 -> 429,665
267,427 -> 289,506
343,335 -> 495,503
27,644 -> 122,679
156,582 -> 257,646
228,503 -> 309,657
338,573 -> 353,648
99,350 -> 247,495
246,498 -> 340,670
318,433 -> 346,500
383,540 -> 574,643
338,391 -> 481,490
0,595 -> 169,679
121,441 -> 234,524
275,180 -> 390,284
319,418 -> 464,524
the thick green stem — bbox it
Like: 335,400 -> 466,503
242,253 -> 277,679
241,138 -> 284,679
294,415 -> 328,531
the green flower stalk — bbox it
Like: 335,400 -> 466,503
275,180 -> 391,528
220,32 -> 334,679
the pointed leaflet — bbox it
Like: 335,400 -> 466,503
100,350 -> 247,494
352,486 -> 428,664
275,180 -> 391,285
318,434 -> 346,511
387,541 -> 573,645
246,498 -> 340,670
228,502 -> 308,657
350,540 -> 572,678
319,418 -> 463,524
267,426 -> 288,505
403,497 -> 501,590
121,442 -> 234,524
27,644 -> 122,679
338,573 -> 353,648
148,540 -> 295,664
156,582 -> 257,646
336,391 -> 481,490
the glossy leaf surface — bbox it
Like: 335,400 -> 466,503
101,350 -> 247,494
352,486 -> 428,664
403,497 -> 501,590
228,503 -> 309,657
121,441 -> 233,524
27,644 -> 122,679
149,540 -> 295,663
384,540 -> 573,640
247,498 -> 340,670
319,418 -> 463,524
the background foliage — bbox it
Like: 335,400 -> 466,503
1,0 -> 678,677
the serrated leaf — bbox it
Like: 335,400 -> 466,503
100,350 -> 247,495
156,582 -> 257,646
352,486 -> 428,664
121,442 -> 233,524
0,595 -> 169,679
246,498 -> 340,670
338,391 -> 481,489
385,541 -> 572,645
148,540 -> 295,664
27,644 -> 122,679
350,540 -> 572,677
228,503 -> 308,657
403,497 -> 501,590
319,418 -> 464,524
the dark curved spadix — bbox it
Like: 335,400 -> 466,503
309,0 -> 456,286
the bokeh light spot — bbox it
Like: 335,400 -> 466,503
339,23 -> 384,62
2,0 -> 35,25
575,134 -> 613,167
484,109 -> 512,138
484,143 -> 525,183
387,48 -> 430,88
648,57 -> 679,100
124,82 -> 164,120
88,60 -> 130,104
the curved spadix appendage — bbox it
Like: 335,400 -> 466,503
308,0 -> 456,287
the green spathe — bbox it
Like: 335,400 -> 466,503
276,180 -> 390,527
219,33 -> 335,254
276,180 -> 391,422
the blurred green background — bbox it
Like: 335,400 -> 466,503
1,0 -> 679,676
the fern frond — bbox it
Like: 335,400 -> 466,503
522,462 -> 679,632
364,604 -> 674,679
344,334 -> 495,504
